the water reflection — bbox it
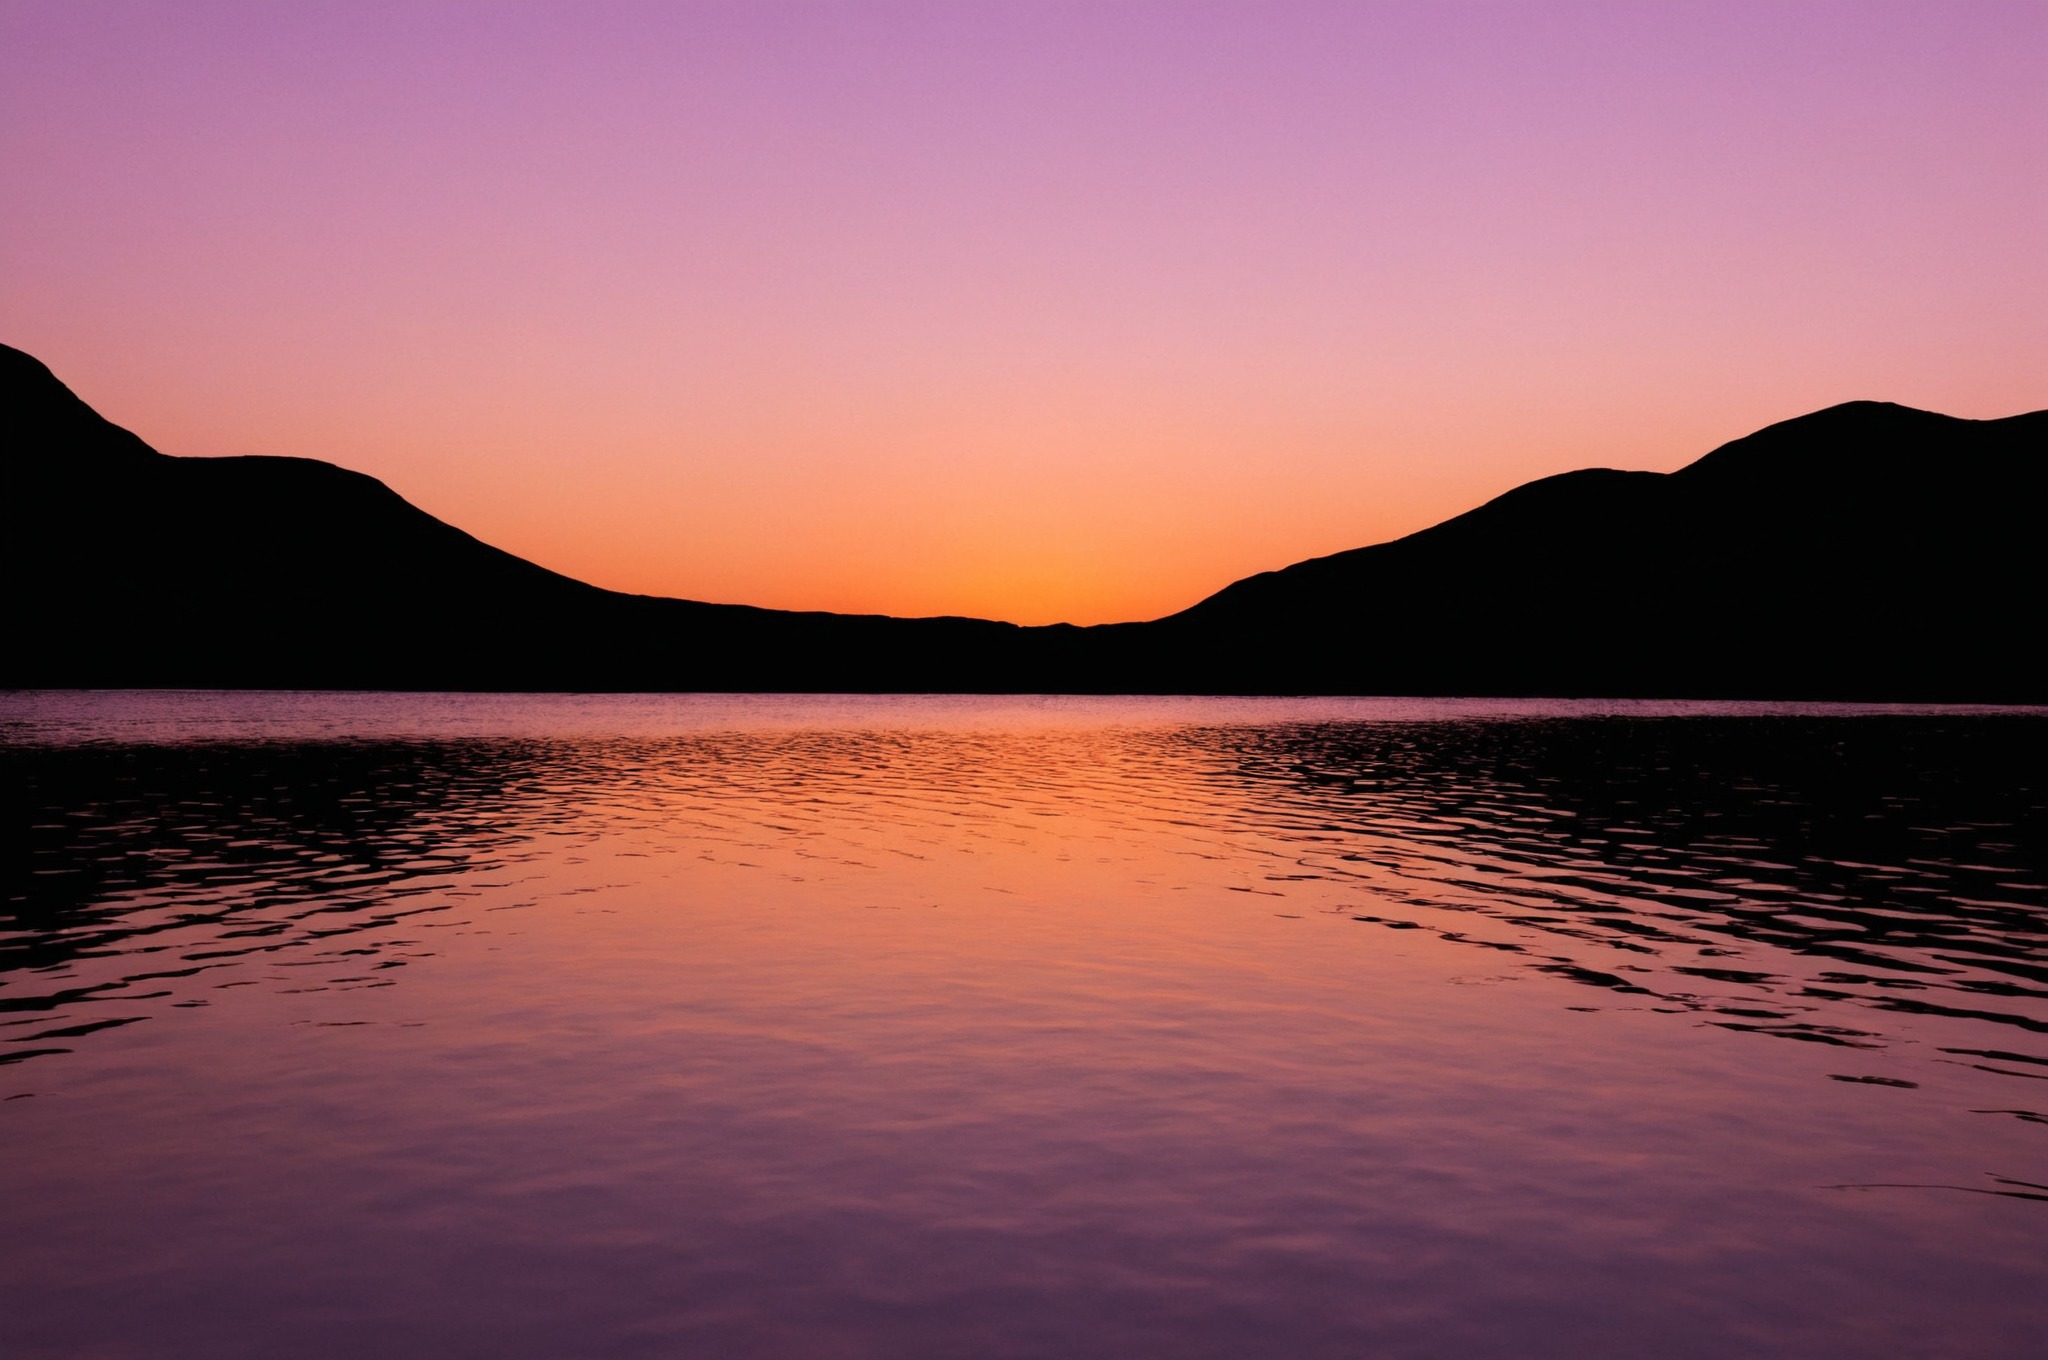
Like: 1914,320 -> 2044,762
4,742 -> 538,1059
4,696 -> 2047,1359
12,709 -> 2040,1073
1216,718 -> 2048,1049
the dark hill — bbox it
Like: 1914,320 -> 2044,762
1113,400 -> 2047,699
3,342 -> 2041,698
1,344 -> 1065,691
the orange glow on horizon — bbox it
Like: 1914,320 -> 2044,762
4,3 -> 2042,625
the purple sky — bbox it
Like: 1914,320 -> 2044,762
4,1 -> 2043,623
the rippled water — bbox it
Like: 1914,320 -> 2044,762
4,692 -> 2046,1359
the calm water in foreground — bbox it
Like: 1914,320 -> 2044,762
4,692 -> 2047,1359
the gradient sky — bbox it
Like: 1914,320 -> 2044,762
4,1 -> 2042,625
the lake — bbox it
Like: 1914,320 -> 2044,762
4,691 -> 2046,1358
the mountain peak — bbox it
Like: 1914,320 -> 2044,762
2,342 -> 166,467
1669,399 -> 2005,487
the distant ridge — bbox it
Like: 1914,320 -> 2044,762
4,342 -> 2041,699
1117,400 -> 2048,699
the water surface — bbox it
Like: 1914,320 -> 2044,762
5,692 -> 2046,1358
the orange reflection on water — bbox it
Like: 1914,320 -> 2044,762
4,694 -> 2047,1359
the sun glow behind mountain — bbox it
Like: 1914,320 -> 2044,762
3,1 -> 2042,625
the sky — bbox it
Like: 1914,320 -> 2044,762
4,1 -> 2042,626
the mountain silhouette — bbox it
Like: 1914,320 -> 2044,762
5,342 -> 2041,698
1112,401 -> 2047,699
3,344 -> 1067,691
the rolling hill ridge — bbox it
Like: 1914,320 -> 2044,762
5,342 -> 2040,698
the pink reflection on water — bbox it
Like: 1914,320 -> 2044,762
3,693 -> 2046,1358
